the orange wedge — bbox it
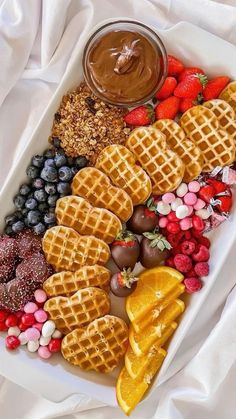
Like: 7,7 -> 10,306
116,367 -> 148,416
126,267 -> 184,324
125,343 -> 166,380
129,300 -> 184,355
132,283 -> 185,333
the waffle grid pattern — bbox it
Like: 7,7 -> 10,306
61,315 -> 129,372
43,265 -> 111,297
126,127 -> 184,194
42,226 -> 110,272
219,81 -> 236,113
56,196 -> 122,244
71,167 -> 133,222
96,145 -> 152,205
44,287 -> 110,334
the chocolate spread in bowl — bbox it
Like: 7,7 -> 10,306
86,30 -> 163,105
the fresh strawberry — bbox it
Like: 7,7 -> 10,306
179,98 -> 195,113
215,195 -> 232,213
207,179 -> 227,194
155,96 -> 180,120
167,55 -> 184,76
198,185 -> 216,203
174,74 -> 208,99
203,76 -> 230,100
124,105 -> 154,126
178,67 -> 205,82
155,77 -> 177,100
111,231 -> 140,270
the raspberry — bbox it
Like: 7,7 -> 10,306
165,257 -> 175,268
172,245 -> 182,256
174,254 -> 192,273
191,228 -> 204,238
0,236 -> 18,263
185,268 -> 198,278
180,240 -> 196,255
194,262 -> 209,276
182,231 -> 192,241
192,245 -> 210,262
184,277 -> 203,293
197,235 -> 211,248
167,232 -> 184,247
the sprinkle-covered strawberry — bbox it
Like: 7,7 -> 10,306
174,74 -> 208,99
167,55 -> 184,76
124,105 -> 154,126
202,76 -> 230,100
127,201 -> 159,235
111,231 -> 140,271
155,96 -> 180,120
110,268 -> 138,297
140,231 -> 171,268
178,67 -> 205,82
155,77 -> 177,100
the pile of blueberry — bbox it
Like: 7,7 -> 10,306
5,139 -> 87,235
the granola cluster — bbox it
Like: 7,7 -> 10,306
50,82 -> 130,165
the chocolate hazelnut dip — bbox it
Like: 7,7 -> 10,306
83,21 -> 167,106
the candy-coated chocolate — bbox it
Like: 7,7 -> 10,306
34,309 -> 48,323
18,332 -> 28,345
15,311 -> 24,319
39,336 -> 51,346
48,338 -> 62,353
171,198 -> 183,211
21,313 -> 35,327
187,206 -> 194,216
183,192 -> 197,206
34,289 -> 47,303
8,326 -> 20,337
195,209 -> 211,220
42,320 -> 56,338
52,329 -> 62,339
194,199 -> 206,210
0,310 -> 8,322
24,302 -> 38,314
5,335 -> 20,350
25,327 -> 40,341
162,192 -> 176,204
38,346 -> 52,359
166,222 -> 180,234
33,323 -> 43,332
188,181 -> 200,193
0,322 -> 8,331
180,217 -> 193,230
159,217 -> 168,228
5,314 -> 18,328
156,201 -> 171,215
176,205 -> 189,219
176,183 -> 188,197
18,321 -> 28,332
27,340 -> 40,353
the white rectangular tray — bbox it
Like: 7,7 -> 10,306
1,20 -> 236,406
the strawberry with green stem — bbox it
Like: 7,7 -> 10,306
140,230 -> 171,268
127,197 -> 159,235
174,74 -> 208,99
110,268 -> 138,297
124,105 -> 154,126
111,231 -> 140,271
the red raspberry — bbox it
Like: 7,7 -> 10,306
167,233 -> 181,247
192,245 -> 210,262
180,240 -> 196,255
197,235 -> 211,248
5,335 -> 20,350
172,245 -> 182,256
167,211 -> 179,222
184,277 -> 203,293
165,257 -> 175,268
194,262 -> 209,276
192,215 -> 205,231
167,222 -> 180,234
182,231 -> 192,241
174,254 -> 192,273
185,268 -> 198,278
191,228 -> 204,238
5,314 -> 18,328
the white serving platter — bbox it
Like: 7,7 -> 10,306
1,19 -> 236,407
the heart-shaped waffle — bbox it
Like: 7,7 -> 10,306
61,315 -> 128,372
219,81 -> 236,113
180,105 -> 235,171
153,119 -> 204,182
43,265 -> 111,297
126,126 -> 184,195
71,167 -> 133,222
55,196 -> 122,244
42,226 -> 110,272
44,287 -> 110,334
96,144 -> 152,205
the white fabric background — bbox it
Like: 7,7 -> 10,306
1,0 -> 236,418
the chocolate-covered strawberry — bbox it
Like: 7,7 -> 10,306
140,231 -> 171,268
110,268 -> 138,297
127,205 -> 159,235
111,231 -> 140,270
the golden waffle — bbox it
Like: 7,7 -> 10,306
43,265 -> 111,297
61,315 -> 129,373
219,81 -> 236,113
180,105 -> 235,171
55,196 -> 122,244
95,144 -> 152,205
126,127 -> 184,195
44,287 -> 110,334
203,99 -> 236,160
71,167 -> 133,222
153,119 -> 203,182
42,226 -> 110,272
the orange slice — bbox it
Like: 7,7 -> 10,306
132,283 -> 185,333
116,367 -> 148,416
125,344 -> 166,381
126,267 -> 184,324
129,300 -> 184,355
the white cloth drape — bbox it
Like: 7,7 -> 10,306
1,1 -> 236,418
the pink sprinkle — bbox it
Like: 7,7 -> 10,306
34,289 -> 47,304
34,309 -> 48,323
38,346 -> 52,359
25,327 -> 40,341
33,323 -> 43,332
188,181 -> 200,193
179,217 -> 193,230
24,302 -> 38,314
187,206 -> 194,216
184,192 -> 198,206
159,217 -> 168,228
162,193 -> 176,204
194,198 -> 206,210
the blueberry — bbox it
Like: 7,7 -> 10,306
44,149 -> 55,159
12,221 -> 25,233
44,212 -> 56,225
51,137 -> 61,148
14,210 -> 24,220
57,182 -> 71,195
4,225 -> 13,235
5,213 -> 18,225
40,166 -> 58,182
45,183 -> 57,195
27,210 -> 41,226
25,198 -> 38,210
58,166 -> 72,182
67,157 -> 75,167
38,202 -> 49,213
22,208 -> 29,217
34,189 -> 47,202
32,178 -> 45,189
19,184 -> 31,196
44,158 -> 55,168
71,167 -> 79,176
26,165 -> 39,179
32,155 -> 45,168
13,194 -> 26,209
33,222 -> 46,235
24,217 -> 30,227
75,156 -> 87,169
54,154 -> 67,168
48,194 -> 58,207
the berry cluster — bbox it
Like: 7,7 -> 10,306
5,138 -> 87,235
